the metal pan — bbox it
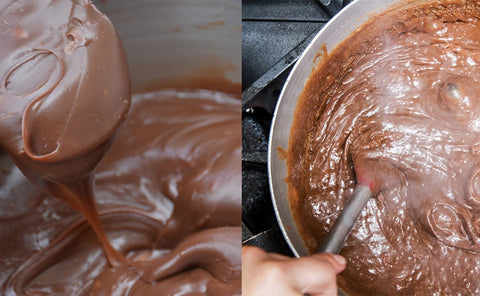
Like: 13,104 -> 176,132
91,0 -> 240,93
268,0 -> 408,258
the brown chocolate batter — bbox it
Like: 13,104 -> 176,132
0,0 -> 131,268
0,89 -> 241,295
288,1 -> 480,295
0,1 -> 241,295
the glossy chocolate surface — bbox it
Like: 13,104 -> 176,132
0,0 -> 130,184
0,1 -> 241,295
288,1 -> 480,294
1,89 -> 241,295
1,0 -> 133,272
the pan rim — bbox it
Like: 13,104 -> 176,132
267,0 -> 405,258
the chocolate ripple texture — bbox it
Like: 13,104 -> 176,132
287,1 -> 480,295
0,89 -> 242,295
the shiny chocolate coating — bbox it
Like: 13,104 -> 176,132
0,0 -> 133,270
0,0 -> 131,184
0,90 -> 241,295
0,1 -> 240,295
288,1 -> 480,295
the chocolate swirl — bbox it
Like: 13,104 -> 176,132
0,90 -> 241,295
0,0 -> 131,184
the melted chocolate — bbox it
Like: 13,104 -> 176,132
288,1 -> 480,295
0,1 -> 241,295
0,0 -> 131,267
0,0 -> 130,184
0,89 -> 241,295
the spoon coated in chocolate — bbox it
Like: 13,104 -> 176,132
0,0 -> 131,266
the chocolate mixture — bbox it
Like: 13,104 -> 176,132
287,1 -> 480,295
0,1 -> 241,295
0,90 -> 241,295
0,0 -> 132,267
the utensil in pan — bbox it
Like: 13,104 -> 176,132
317,185 -> 371,254
268,0 -> 407,258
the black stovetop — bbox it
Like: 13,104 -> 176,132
241,0 -> 350,256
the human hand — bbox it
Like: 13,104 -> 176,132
242,246 -> 346,296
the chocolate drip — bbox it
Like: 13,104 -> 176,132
0,90 -> 241,295
0,0 -> 131,269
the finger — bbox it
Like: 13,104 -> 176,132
242,246 -> 267,267
285,254 -> 346,295
266,252 -> 291,262
242,246 -> 295,296
242,245 -> 291,262
310,253 -> 346,274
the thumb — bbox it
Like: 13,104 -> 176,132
288,253 -> 346,296
311,253 -> 346,274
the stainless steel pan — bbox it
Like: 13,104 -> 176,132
268,0 -> 408,258
91,0 -> 241,92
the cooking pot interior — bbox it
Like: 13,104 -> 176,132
92,0 -> 241,93
268,0 -> 410,258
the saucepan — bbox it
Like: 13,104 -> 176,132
267,1 -> 423,294
92,0 -> 241,93
268,0 -> 407,258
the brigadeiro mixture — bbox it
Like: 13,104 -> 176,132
0,1 -> 241,295
287,1 -> 480,295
